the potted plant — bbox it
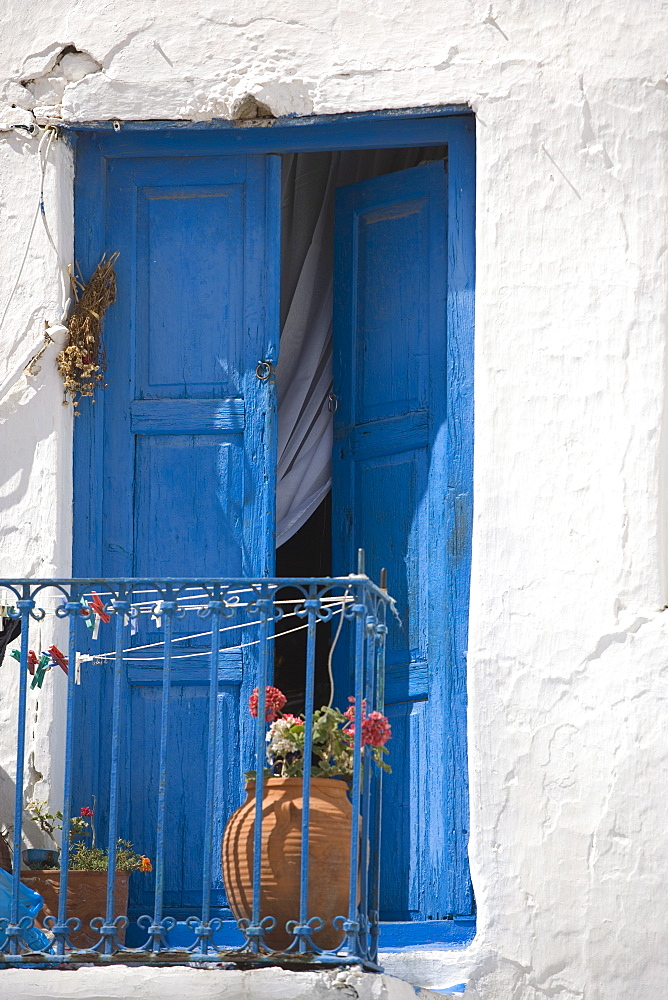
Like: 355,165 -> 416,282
222,686 -> 390,951
22,801 -> 151,950
23,799 -> 90,871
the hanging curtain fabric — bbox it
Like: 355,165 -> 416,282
275,146 -> 447,548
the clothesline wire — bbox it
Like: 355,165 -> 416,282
99,599 -> 350,653
81,608 -> 343,663
1,592 -> 354,616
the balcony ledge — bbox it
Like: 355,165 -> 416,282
0,965 -> 467,1000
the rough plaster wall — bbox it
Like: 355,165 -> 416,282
0,2 -> 667,999
0,967 -> 426,1000
0,125 -> 73,850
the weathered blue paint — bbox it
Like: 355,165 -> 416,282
71,110 -> 475,946
63,106 -> 471,154
0,576 -> 390,969
378,917 -> 476,949
332,128 -> 475,925
72,148 -> 281,921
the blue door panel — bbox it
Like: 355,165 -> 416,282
355,448 -> 429,677
333,159 -> 474,920
354,200 -> 430,424
136,184 -> 245,398
133,435 -> 245,578
98,153 -> 278,581
125,680 -> 241,918
73,149 -> 280,918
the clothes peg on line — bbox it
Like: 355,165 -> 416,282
89,593 -> 110,623
8,648 -> 39,676
47,645 -> 68,675
31,654 -> 50,689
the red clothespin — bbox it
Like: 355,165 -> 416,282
48,645 -> 68,675
10,650 -> 39,675
27,650 -> 38,676
89,592 -> 110,623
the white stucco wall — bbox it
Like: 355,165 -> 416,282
0,2 -> 667,999
0,966 -> 458,1000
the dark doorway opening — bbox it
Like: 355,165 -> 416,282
274,492 -> 332,713
273,144 -> 446,713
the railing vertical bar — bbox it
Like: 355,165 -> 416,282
298,587 -> 318,951
151,593 -> 175,946
9,589 -> 34,952
346,583 -> 366,958
104,589 -> 129,953
55,596 -> 81,953
251,585 -> 270,949
358,607 -> 377,956
370,608 -> 388,965
200,593 -> 221,947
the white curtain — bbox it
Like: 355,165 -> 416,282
275,147 -> 446,548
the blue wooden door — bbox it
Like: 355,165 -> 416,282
333,160 -> 474,922
73,149 -> 280,920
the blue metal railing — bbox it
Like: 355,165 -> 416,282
0,573 -> 391,968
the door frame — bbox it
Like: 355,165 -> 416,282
69,106 -> 475,947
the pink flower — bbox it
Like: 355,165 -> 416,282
343,698 -> 391,748
361,712 -> 392,747
281,714 -> 304,725
249,685 -> 287,722
344,696 -> 365,723
80,806 -> 93,817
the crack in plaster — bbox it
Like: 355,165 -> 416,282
200,14 -> 331,36
3,44 -> 102,124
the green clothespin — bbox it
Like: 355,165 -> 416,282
9,650 -> 20,663
30,654 -> 50,690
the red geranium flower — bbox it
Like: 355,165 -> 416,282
343,697 -> 392,748
80,806 -> 93,817
281,714 -> 304,726
360,711 -> 392,747
249,685 -> 287,722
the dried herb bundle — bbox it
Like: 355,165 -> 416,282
56,252 -> 119,412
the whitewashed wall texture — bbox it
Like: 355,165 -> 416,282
0,2 -> 667,998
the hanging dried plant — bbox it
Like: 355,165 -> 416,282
56,252 -> 119,412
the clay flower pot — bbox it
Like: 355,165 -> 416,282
21,870 -> 129,950
222,776 -> 352,951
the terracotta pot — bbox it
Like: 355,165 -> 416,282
222,776 -> 352,951
22,870 -> 130,950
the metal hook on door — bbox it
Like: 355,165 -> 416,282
328,391 -> 338,412
255,360 -> 275,381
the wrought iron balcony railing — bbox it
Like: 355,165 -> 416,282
0,573 -> 391,969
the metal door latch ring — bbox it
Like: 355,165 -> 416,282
255,361 -> 275,381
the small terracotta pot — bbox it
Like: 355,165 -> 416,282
222,777 -> 352,951
21,870 -> 130,950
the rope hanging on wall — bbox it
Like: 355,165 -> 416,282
56,251 -> 119,412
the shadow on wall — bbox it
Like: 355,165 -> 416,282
0,338 -> 72,578
0,125 -> 73,579
0,751 -> 62,864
